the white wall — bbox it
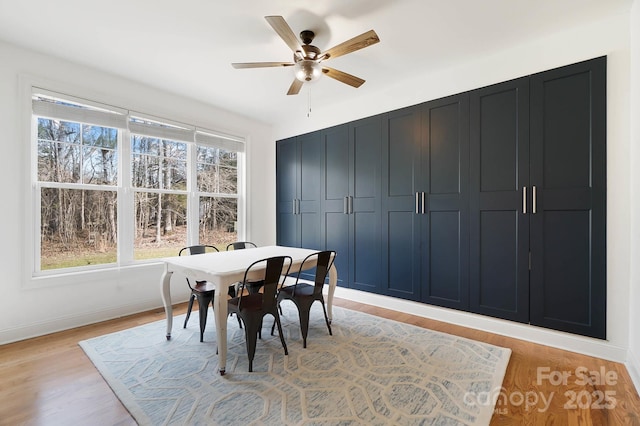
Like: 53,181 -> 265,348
627,0 -> 640,391
0,40 -> 275,344
272,12 -> 634,363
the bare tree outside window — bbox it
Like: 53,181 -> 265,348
197,146 -> 238,247
38,118 -> 118,269
199,196 -> 237,247
131,135 -> 238,257
33,93 -> 243,272
132,135 -> 188,259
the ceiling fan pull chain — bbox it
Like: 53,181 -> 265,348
307,87 -> 312,118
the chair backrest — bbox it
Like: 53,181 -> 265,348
178,245 -> 220,289
238,256 -> 292,310
179,245 -> 220,256
295,250 -> 336,296
226,241 -> 257,251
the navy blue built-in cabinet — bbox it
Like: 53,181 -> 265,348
319,116 -> 383,292
528,58 -> 607,339
380,95 -> 470,311
276,56 -> 606,339
469,77 -> 531,324
276,132 -> 323,281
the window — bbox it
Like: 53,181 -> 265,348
195,134 -> 239,246
32,89 -> 244,274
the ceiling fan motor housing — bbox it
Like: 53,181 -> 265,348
297,44 -> 321,61
300,30 -> 315,45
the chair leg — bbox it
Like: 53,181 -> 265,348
320,298 -> 333,336
197,293 -> 214,343
243,317 -> 261,372
273,313 -> 288,356
270,303 -> 279,336
183,294 -> 195,328
295,301 -> 313,349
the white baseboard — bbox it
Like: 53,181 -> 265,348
333,287 -> 628,363
626,349 -> 640,396
0,299 -> 168,345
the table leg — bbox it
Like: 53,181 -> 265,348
214,281 -> 229,375
327,264 -> 338,323
161,269 -> 174,340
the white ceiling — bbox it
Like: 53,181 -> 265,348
0,0 -> 632,128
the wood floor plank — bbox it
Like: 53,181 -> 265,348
0,299 -> 638,425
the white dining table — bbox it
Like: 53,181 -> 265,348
160,245 -> 338,375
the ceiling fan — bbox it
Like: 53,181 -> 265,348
232,16 -> 380,95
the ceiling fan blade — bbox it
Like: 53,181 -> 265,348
322,67 -> 365,88
232,62 -> 294,69
322,30 -> 380,60
265,15 -> 303,54
287,79 -> 304,95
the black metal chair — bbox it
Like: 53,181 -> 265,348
228,255 -> 292,372
226,241 -> 261,295
226,241 -> 257,251
180,245 -> 232,342
273,250 -> 335,348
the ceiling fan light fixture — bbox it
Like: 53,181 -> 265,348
294,60 -> 322,82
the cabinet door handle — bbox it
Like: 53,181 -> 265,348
343,197 -> 348,214
415,192 -> 420,214
293,199 -> 297,215
421,192 -> 426,215
532,186 -> 537,214
348,196 -> 353,214
522,187 -> 527,214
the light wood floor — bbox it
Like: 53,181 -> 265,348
1,298 -> 639,425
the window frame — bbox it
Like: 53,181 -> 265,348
27,84 -> 246,279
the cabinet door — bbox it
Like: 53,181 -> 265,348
276,137 -> 299,247
275,132 -> 322,252
349,115 -> 383,293
298,131 -> 322,251
420,94 -> 470,310
381,106 -> 422,301
529,57 -> 606,339
469,77 -> 530,323
321,124 -> 350,287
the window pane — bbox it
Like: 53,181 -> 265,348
133,192 -> 187,260
83,146 -> 117,185
40,188 -> 117,270
38,118 -> 80,143
219,150 -> 237,168
132,153 -> 160,188
38,139 -> 80,183
132,136 -> 187,190
82,125 -> 117,148
132,135 -> 160,155
197,146 -> 237,193
197,163 -> 218,192
219,165 -> 237,194
197,146 -> 218,165
37,119 -> 119,185
166,157 -> 187,190
199,196 -> 237,246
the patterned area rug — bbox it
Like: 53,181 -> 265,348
80,303 -> 511,425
